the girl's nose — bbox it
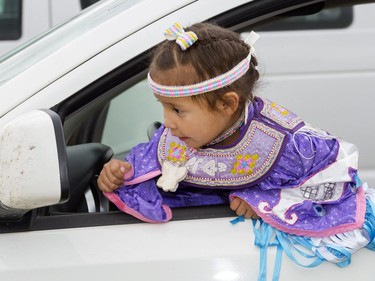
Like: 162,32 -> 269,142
163,110 -> 176,130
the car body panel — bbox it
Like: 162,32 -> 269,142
0,218 -> 374,281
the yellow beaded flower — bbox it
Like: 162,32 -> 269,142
167,142 -> 187,163
271,102 -> 289,116
231,154 -> 259,175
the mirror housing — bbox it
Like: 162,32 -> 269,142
0,109 -> 69,220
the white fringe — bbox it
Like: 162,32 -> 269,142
311,183 -> 374,263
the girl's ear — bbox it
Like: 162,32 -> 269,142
218,92 -> 240,116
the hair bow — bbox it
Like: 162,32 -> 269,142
164,22 -> 198,51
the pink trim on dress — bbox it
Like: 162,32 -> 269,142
124,170 -> 162,185
104,192 -> 172,223
230,187 -> 366,238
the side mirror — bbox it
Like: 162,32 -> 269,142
0,109 -> 69,220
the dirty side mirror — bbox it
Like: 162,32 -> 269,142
0,109 -> 69,220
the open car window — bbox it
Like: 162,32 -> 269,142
101,80 -> 163,158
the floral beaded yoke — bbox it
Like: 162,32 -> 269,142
104,97 -> 367,239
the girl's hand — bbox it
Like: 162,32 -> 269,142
97,159 -> 132,193
230,197 -> 259,219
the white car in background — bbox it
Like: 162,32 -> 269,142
0,0 -> 101,56
0,0 -> 374,280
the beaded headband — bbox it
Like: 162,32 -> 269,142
148,23 -> 260,97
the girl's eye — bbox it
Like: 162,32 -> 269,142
173,107 -> 182,114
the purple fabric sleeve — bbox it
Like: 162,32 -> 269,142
257,132 -> 339,190
124,125 -> 164,181
110,179 -> 172,223
229,131 -> 339,200
230,131 -> 339,195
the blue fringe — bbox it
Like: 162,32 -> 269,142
251,198 -> 375,281
364,199 -> 375,250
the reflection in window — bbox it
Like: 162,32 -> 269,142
80,0 -> 101,9
0,0 -> 21,40
255,7 -> 353,32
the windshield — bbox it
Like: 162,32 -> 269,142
0,0 -> 144,87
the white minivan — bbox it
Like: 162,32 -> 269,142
0,0 -> 374,280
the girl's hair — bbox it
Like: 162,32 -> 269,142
149,22 -> 259,112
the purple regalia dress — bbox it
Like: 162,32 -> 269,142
104,97 -> 375,268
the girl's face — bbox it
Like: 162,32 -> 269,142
155,94 -> 233,149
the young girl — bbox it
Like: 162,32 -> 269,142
98,22 -> 375,274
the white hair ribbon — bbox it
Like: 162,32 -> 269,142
244,31 -> 260,60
